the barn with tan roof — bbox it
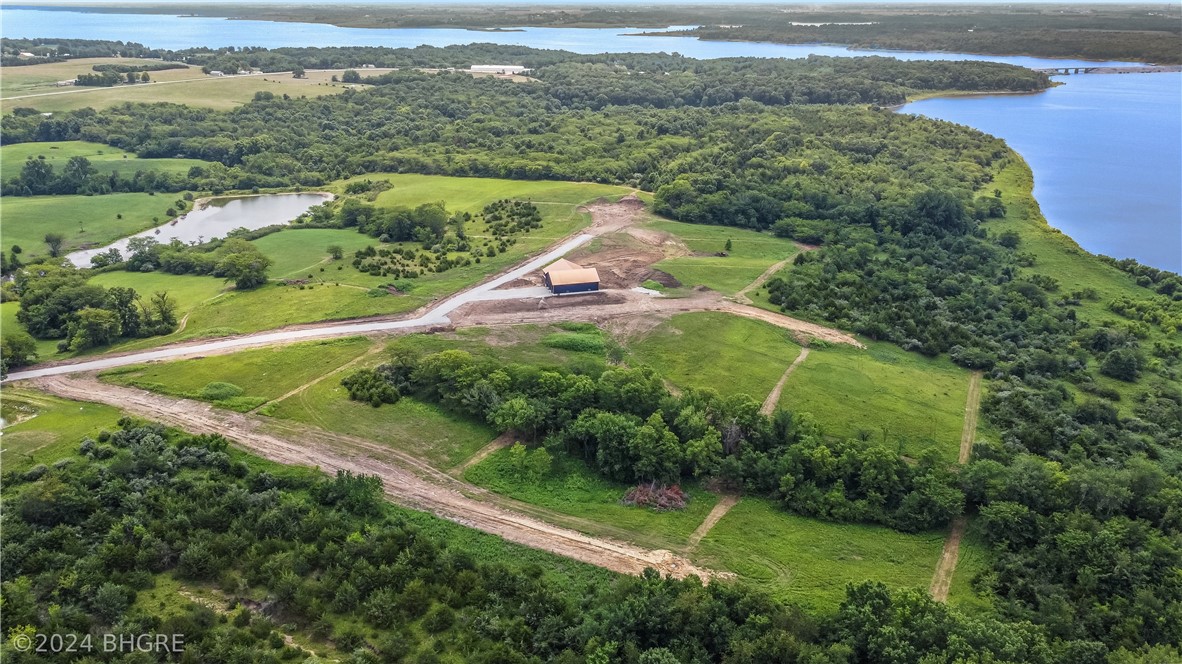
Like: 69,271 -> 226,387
542,259 -> 600,295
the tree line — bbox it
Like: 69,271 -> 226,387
8,418 -> 1165,663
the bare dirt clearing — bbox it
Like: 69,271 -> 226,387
33,375 -> 724,581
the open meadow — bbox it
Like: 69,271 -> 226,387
693,497 -> 946,611
1,140 -> 209,182
644,220 -> 801,295
626,312 -> 802,400
465,449 -> 721,551
99,337 -> 375,411
0,387 -> 123,473
2,60 -> 362,112
1,192 -> 191,258
776,340 -> 970,463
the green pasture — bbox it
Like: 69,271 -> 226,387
355,174 -> 629,214
98,337 -> 374,412
0,58 -> 201,98
777,341 -> 969,463
251,229 -> 383,281
0,387 -> 123,472
1,301 -> 60,359
645,220 -> 800,295
1,141 -> 209,182
946,519 -> 995,613
694,497 -> 945,611
627,312 -> 802,400
1,193 -> 188,258
465,449 -> 720,551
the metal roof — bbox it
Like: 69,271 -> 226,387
547,267 -> 600,286
543,258 -> 583,274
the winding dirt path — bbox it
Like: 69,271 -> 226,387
929,370 -> 984,601
687,495 -> 740,550
31,375 -> 724,581
734,257 -> 794,305
760,347 -> 810,416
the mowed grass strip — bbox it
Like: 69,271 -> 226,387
265,373 -> 495,469
694,497 -> 946,611
645,220 -> 800,295
1,192 -> 188,257
465,449 -> 719,550
0,141 -> 209,182
628,312 -> 802,400
945,518 -> 995,613
777,341 -> 968,463
0,387 -> 123,473
98,337 -> 374,412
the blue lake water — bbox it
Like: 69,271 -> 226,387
3,6 -> 1179,271
903,74 -> 1182,272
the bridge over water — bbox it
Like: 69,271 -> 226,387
1034,65 -> 1182,75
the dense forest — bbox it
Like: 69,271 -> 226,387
3,418 -> 1174,663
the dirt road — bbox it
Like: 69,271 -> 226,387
687,495 -> 740,550
32,375 -> 723,581
929,370 -> 985,601
760,347 -> 810,415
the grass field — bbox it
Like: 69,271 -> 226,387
0,387 -> 123,473
465,449 -> 720,550
3,61 -> 358,112
99,337 -> 375,411
390,325 -> 610,371
1,301 -> 60,359
946,519 -> 995,612
777,341 -> 969,463
644,220 -> 800,295
0,141 -> 209,182
627,312 -> 802,400
265,368 -> 496,469
694,497 -> 946,611
251,229 -> 383,281
1,192 -> 189,258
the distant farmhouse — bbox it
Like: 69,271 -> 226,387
469,65 -> 530,75
542,259 -> 600,295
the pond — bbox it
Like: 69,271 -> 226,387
67,192 -> 332,267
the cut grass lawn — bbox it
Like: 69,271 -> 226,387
98,337 -> 374,411
1,192 -> 190,258
465,449 -> 720,551
777,341 -> 968,464
644,220 -> 800,295
251,229 -> 383,281
0,387 -> 123,473
0,140 -> 209,182
265,377 -> 495,470
694,497 -> 946,611
627,312 -> 802,400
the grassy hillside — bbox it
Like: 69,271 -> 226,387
0,140 -> 208,182
1,192 -> 188,257
777,341 -> 970,464
0,387 -> 122,472
627,312 -> 803,401
646,220 -> 801,295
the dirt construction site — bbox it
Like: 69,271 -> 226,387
9,195 -> 866,581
